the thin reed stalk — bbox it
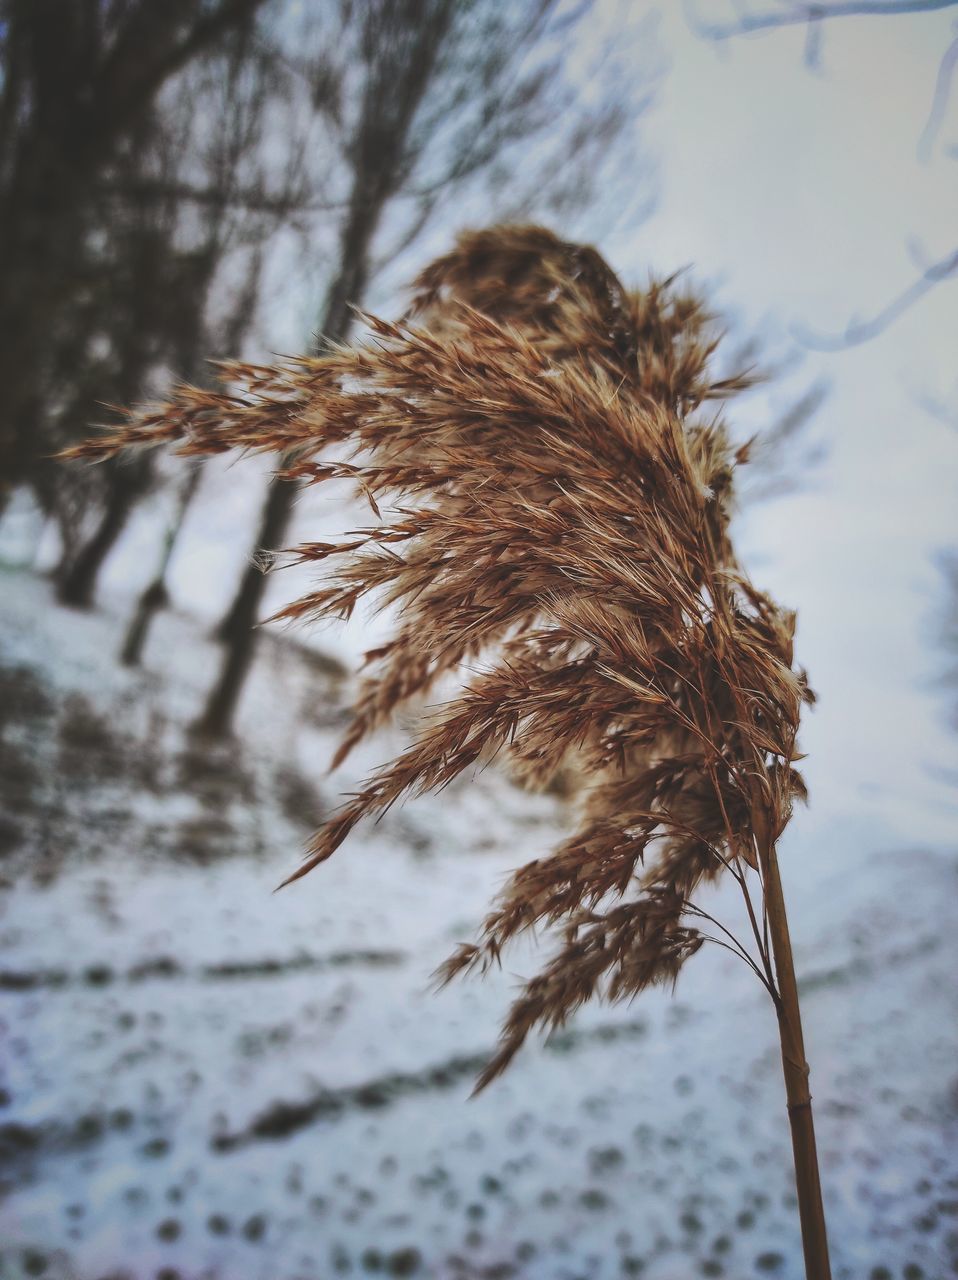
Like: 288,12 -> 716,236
64,224 -> 831,1276
763,835 -> 832,1279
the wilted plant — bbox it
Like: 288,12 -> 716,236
66,225 -> 831,1277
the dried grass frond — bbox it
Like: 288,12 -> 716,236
64,224 -> 812,1088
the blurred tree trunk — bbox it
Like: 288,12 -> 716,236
56,457 -> 151,608
119,192 -> 270,662
0,0 -> 268,506
120,463 -> 204,665
194,462 -> 299,738
195,197 -> 382,736
44,11 -> 282,614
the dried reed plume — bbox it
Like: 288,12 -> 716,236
66,225 -> 831,1276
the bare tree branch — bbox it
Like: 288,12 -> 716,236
93,0 -> 270,137
99,178 -> 345,218
739,378 -> 830,501
918,26 -> 958,160
794,244 -> 958,349
917,385 -> 958,428
688,0 -> 958,42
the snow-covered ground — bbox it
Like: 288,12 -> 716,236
1,566 -> 956,1280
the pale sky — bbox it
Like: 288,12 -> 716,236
625,2 -> 958,847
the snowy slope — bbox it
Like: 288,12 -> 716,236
1,567 -> 956,1280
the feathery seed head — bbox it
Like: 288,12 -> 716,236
63,224 -> 811,1087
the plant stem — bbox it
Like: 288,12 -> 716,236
761,834 -> 832,1280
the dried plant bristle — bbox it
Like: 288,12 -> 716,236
64,224 -> 813,1090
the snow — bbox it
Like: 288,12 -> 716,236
2,3 -> 956,1275
1,566 -> 956,1280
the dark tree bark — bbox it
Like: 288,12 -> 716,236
121,579 -> 170,667
192,464 -> 298,736
197,210 -> 373,735
42,12 -> 281,612
121,464 -> 204,666
56,458 -> 151,608
0,0 -> 268,503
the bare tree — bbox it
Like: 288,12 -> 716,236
119,247 -> 266,665
119,466 -> 202,667
79,18 -> 303,618
197,0 -> 653,738
49,121 -> 210,607
0,0 -> 272,516
4,8 -> 303,609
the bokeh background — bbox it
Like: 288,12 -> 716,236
1,3 -> 956,1279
